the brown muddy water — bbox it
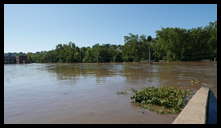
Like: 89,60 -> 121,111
4,62 -> 217,124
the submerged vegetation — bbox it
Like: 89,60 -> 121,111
116,90 -> 128,95
130,86 -> 191,114
116,88 -> 137,95
5,21 -> 216,63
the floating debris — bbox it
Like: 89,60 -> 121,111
190,79 -> 201,86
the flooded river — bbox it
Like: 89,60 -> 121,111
4,62 -> 217,124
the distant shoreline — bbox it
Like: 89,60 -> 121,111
4,61 -> 217,65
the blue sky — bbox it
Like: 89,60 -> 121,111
4,4 -> 217,53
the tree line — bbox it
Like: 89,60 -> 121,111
7,21 -> 217,63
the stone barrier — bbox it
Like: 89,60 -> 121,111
172,87 -> 209,124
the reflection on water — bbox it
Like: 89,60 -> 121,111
45,63 -> 217,94
4,62 -> 217,124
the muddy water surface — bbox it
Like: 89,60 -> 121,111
4,62 -> 217,124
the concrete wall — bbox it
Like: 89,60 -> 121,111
172,87 -> 209,124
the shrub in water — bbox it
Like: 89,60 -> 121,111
130,86 -> 190,114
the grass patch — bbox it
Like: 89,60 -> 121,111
130,86 -> 191,114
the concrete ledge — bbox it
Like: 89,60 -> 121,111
172,87 -> 209,124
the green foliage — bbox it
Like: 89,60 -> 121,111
153,21 -> 217,61
130,86 -> 190,114
122,33 -> 152,62
11,21 -> 216,63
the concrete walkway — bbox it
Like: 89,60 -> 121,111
172,87 -> 209,124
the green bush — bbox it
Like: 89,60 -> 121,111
130,86 -> 190,114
